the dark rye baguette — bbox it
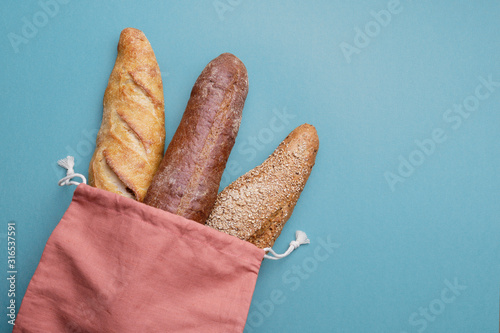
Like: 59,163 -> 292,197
206,124 -> 319,249
144,53 -> 249,224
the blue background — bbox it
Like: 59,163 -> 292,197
1,1 -> 499,332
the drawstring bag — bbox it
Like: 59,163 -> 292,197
14,157 -> 309,332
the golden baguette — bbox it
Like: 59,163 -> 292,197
206,123 -> 319,249
88,28 -> 165,201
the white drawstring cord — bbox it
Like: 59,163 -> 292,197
56,155 -> 307,258
57,156 -> 87,186
263,230 -> 310,260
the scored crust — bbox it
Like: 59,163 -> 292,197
88,28 -> 165,201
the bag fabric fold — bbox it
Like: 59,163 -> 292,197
14,184 -> 264,333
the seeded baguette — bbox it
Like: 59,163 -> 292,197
88,28 -> 165,201
144,53 -> 249,224
206,123 -> 319,249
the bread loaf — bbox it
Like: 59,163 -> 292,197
143,53 -> 249,224
206,124 -> 319,249
88,28 -> 165,201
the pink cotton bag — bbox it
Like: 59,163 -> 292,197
14,158 -> 308,332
